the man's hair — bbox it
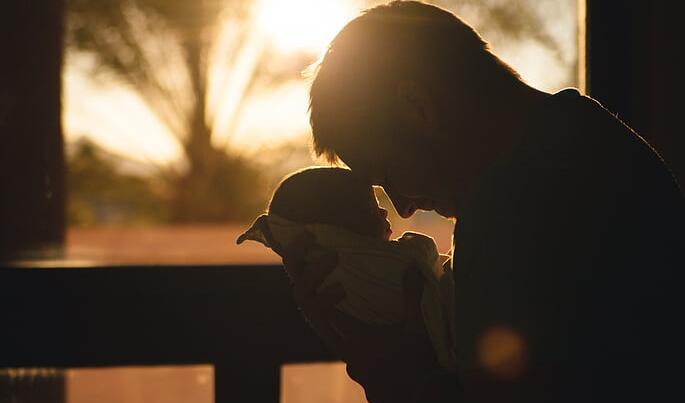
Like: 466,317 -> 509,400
269,167 -> 376,234
309,0 -> 521,163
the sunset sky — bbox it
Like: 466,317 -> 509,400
62,0 -> 578,167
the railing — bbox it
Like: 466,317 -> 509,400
0,265 -> 333,402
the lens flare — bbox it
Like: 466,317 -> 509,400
257,0 -> 357,53
477,325 -> 528,379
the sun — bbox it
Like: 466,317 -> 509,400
257,0 -> 357,54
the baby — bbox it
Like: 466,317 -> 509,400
237,166 -> 456,370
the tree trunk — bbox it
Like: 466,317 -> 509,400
171,39 -> 220,222
0,0 -> 66,260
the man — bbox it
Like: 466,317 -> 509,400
284,1 -> 684,402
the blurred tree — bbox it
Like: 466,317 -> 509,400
67,139 -> 170,226
440,0 -> 560,49
437,0 -> 577,83
65,0 -> 301,222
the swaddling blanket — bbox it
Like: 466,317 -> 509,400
237,214 -> 457,370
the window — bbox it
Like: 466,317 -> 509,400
56,0 -> 579,265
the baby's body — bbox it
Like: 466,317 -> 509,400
237,167 -> 456,370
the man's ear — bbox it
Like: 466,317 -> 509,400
396,80 -> 439,132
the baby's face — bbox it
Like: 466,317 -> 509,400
361,188 -> 393,240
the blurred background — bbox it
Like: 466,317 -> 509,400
62,0 -> 578,264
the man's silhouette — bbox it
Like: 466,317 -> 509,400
285,2 -> 685,402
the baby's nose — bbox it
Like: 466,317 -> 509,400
379,208 -> 388,218
385,190 -> 417,218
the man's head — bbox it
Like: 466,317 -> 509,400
269,167 -> 392,240
309,1 -> 525,218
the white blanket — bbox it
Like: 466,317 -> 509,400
237,214 -> 457,370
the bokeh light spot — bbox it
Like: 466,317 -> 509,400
477,325 -> 527,379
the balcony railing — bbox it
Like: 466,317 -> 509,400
0,265 -> 333,402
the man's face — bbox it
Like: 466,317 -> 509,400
339,128 -> 457,219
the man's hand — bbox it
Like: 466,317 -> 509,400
335,268 -> 442,403
281,232 -> 347,355
282,233 -> 453,403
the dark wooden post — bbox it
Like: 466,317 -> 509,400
0,0 -> 66,260
586,0 -> 685,185
214,364 -> 282,403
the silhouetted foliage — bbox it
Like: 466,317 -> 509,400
438,0 -> 576,81
67,139 -> 170,226
65,0 -> 303,222
440,0 -> 559,48
169,147 -> 270,222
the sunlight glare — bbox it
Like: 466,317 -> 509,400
257,0 -> 357,53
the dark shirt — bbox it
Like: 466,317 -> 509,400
451,88 -> 684,402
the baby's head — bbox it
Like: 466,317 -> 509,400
269,167 -> 392,240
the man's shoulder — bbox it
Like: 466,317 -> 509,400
531,88 -> 633,149
459,87 -> 684,257
503,88 -> 680,196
